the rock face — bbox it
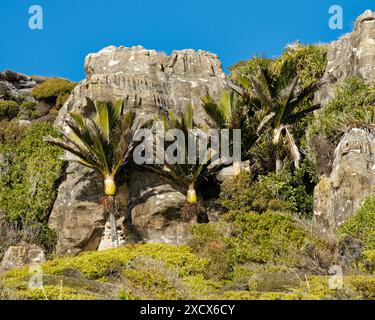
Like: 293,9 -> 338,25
313,10 -> 375,233
50,46 -> 228,255
313,128 -> 375,234
0,245 -> 45,272
56,46 -> 227,127
49,164 -> 106,255
317,10 -> 375,105
0,70 -> 44,99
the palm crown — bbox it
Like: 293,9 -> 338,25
147,104 -> 212,204
235,58 -> 322,171
46,99 -> 136,196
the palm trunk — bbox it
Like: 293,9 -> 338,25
102,194 -> 120,248
187,183 -> 197,205
233,160 -> 242,176
109,210 -> 119,248
276,149 -> 282,173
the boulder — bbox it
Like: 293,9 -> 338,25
50,46 -> 228,254
313,128 -> 375,234
48,163 -> 106,255
317,10 -> 375,105
0,245 -> 45,272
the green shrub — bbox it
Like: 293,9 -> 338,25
31,78 -> 76,108
2,244 -> 211,300
0,101 -> 20,120
0,121 -> 27,144
225,211 -> 321,266
0,122 -> 64,251
306,78 -> 375,173
231,44 -> 327,91
18,101 -> 39,120
189,222 -> 232,280
339,196 -> 375,250
220,170 -> 313,217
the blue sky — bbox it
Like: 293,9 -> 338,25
0,1 -> 374,81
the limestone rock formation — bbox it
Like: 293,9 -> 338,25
0,70 -> 44,99
0,245 -> 45,272
313,10 -> 375,233
313,128 -> 375,234
50,46 -> 228,254
48,164 -> 106,255
317,10 -> 375,105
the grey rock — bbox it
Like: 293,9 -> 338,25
48,163 -> 106,255
0,245 -> 45,272
313,128 -> 375,234
51,46 -> 228,254
317,10 -> 375,105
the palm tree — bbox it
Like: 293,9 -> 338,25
45,99 -> 136,247
147,104 -> 212,208
201,90 -> 259,175
236,59 -> 322,172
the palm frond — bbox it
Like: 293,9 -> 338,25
284,127 -> 300,168
94,101 -> 111,142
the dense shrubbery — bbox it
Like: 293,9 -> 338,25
339,197 -> 375,251
31,78 -> 76,109
231,44 -> 327,88
0,122 -> 64,251
220,170 -> 313,217
18,101 -> 39,120
0,101 -> 20,120
306,78 -> 375,175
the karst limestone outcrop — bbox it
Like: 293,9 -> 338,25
313,128 -> 375,234
50,46 -> 228,255
317,10 -> 375,105
313,10 -> 375,233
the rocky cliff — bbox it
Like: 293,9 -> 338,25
50,46 -> 228,255
317,10 -> 375,105
313,128 -> 375,234
49,10 -> 375,251
313,10 -> 375,234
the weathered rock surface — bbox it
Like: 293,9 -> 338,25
317,10 -> 375,105
313,128 -> 375,234
49,164 -> 106,255
56,45 -> 227,127
0,245 -> 45,272
50,46 -> 228,254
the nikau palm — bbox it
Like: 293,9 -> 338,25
147,104 -> 211,208
45,99 -> 136,247
201,90 -> 257,175
236,60 -> 322,172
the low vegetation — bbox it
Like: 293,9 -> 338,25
0,122 -> 64,256
31,78 -> 77,109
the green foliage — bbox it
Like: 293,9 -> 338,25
220,170 -> 313,217
2,242 -> 373,300
31,78 -> 76,108
0,101 -> 20,120
1,244 -> 212,300
225,211 -> 316,266
46,100 -> 135,182
306,78 -> 375,169
231,44 -> 327,89
339,196 -> 375,250
189,222 -> 232,280
39,244 -> 208,280
0,122 -> 64,228
18,101 -> 39,120
0,121 -> 27,144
